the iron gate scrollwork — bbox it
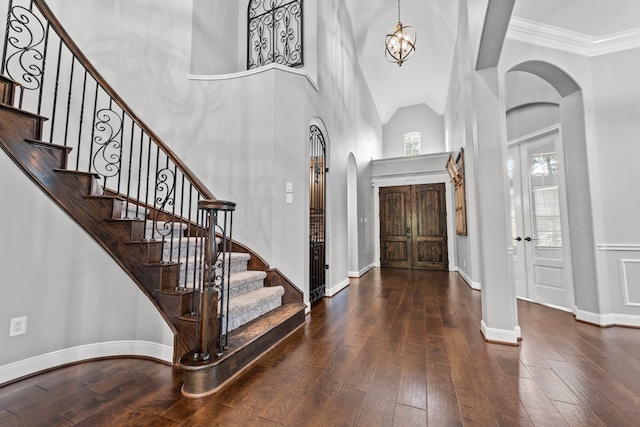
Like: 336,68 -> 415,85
309,124 -> 325,305
248,0 -> 303,69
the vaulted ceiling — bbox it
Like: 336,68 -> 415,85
343,0 -> 640,123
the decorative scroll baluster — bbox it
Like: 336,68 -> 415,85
248,0 -> 302,69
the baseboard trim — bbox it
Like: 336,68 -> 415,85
0,340 -> 173,385
325,278 -> 350,297
480,320 -> 520,345
575,310 -> 640,328
457,268 -> 481,290
348,263 -> 375,278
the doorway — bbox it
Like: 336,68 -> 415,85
379,183 -> 448,270
309,124 -> 326,305
508,129 -> 574,310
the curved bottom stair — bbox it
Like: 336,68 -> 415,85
180,300 -> 306,397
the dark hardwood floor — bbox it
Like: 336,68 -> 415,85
2,268 -> 640,426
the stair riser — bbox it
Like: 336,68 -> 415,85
142,263 -> 180,292
178,258 -> 250,287
0,106 -> 43,141
157,291 -> 195,318
146,222 -> 186,240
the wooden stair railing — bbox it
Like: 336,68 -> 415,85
0,0 -> 305,396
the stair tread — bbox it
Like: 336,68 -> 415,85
229,286 -> 284,310
228,270 -> 267,284
230,302 -> 305,341
25,139 -> 73,152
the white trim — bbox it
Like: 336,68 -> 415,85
517,296 -> 574,313
597,244 -> 640,252
508,17 -> 640,57
325,278 -> 350,297
0,340 -> 172,385
621,259 -> 640,307
507,124 -> 561,147
187,63 -> 319,91
480,320 -> 519,344
348,263 -> 375,278
576,310 -> 640,328
457,268 -> 481,290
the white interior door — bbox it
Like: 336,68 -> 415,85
508,130 -> 574,310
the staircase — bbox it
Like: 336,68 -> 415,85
0,0 -> 305,397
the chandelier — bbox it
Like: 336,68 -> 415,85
384,0 -> 416,66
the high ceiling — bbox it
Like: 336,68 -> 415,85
343,0 -> 640,123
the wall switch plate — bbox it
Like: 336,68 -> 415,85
285,182 -> 293,193
9,316 -> 27,337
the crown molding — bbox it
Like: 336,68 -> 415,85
508,17 -> 640,57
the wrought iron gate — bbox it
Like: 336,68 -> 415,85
309,124 -> 326,305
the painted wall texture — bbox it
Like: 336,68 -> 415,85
0,151 -> 174,370
382,103 -> 446,158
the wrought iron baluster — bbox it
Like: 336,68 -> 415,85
75,69 -> 87,170
125,108 -> 134,214
37,20 -> 49,115
87,80 -> 98,174
144,134 -> 152,231
62,55 -> 74,145
48,38 -> 62,142
135,129 -> 144,219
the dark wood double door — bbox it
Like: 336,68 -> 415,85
380,184 -> 448,270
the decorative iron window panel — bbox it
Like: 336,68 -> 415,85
248,0 -> 303,69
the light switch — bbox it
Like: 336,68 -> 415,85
285,182 -> 293,193
286,193 -> 293,204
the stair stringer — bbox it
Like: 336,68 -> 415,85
0,103 -> 190,356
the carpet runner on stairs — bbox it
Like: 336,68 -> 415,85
120,202 -> 285,335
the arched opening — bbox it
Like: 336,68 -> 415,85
504,61 -> 598,315
309,123 -> 327,305
347,153 -> 359,276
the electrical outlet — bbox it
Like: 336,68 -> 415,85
9,316 -> 27,337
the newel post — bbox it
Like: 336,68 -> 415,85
193,199 -> 236,361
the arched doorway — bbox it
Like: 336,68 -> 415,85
504,61 -> 597,315
309,124 -> 326,305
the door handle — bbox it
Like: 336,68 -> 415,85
514,237 -> 522,242
406,227 -> 411,237
525,236 -> 534,242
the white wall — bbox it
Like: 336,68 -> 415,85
382,103 -> 446,158
190,0 -> 240,75
0,153 -> 173,383
443,0 -> 484,289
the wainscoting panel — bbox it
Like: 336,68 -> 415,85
622,258 -> 640,307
